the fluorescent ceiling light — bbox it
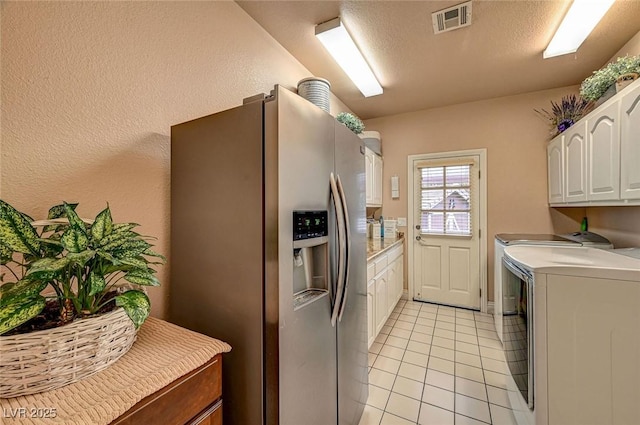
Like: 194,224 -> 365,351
315,17 -> 383,97
544,0 -> 615,59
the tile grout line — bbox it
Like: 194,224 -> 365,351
452,308 -> 457,425
475,313 -> 493,425
365,302 -> 514,425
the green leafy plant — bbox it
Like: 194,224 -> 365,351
336,112 -> 365,134
580,55 -> 640,102
534,94 -> 594,138
0,200 -> 165,335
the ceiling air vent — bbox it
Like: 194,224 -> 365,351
432,1 -> 472,34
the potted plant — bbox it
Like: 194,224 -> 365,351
580,55 -> 640,103
534,94 -> 594,138
0,200 -> 165,397
336,112 -> 365,134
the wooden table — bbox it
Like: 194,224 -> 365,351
111,354 -> 223,425
0,318 -> 230,425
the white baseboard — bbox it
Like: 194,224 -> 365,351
401,289 -> 409,300
487,301 -> 495,315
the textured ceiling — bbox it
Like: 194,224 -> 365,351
237,0 -> 640,119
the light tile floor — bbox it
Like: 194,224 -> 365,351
359,300 -> 518,425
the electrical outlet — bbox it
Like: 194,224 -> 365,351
397,217 -> 407,227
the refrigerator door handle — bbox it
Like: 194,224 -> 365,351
330,172 -> 346,327
336,174 -> 350,323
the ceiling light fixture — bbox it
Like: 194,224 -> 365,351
315,17 -> 383,97
543,0 -> 615,59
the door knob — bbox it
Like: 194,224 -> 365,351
415,235 -> 421,241
415,225 -> 421,230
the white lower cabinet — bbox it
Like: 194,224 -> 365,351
544,274 -> 640,425
367,243 -> 404,348
366,262 -> 376,348
374,269 -> 388,335
367,278 -> 375,348
393,254 -> 404,308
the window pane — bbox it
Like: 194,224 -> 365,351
418,162 -> 473,237
445,212 -> 471,234
421,211 -> 444,233
445,189 -> 470,210
421,189 -> 444,210
445,165 -> 470,187
421,167 -> 444,188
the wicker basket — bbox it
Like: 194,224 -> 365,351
0,307 -> 136,398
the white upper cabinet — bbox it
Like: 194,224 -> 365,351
365,147 -> 383,207
620,81 -> 640,200
373,153 -> 383,206
548,135 -> 564,204
587,101 -> 620,201
564,122 -> 587,202
547,78 -> 640,206
365,148 -> 374,205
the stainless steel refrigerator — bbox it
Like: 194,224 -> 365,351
169,85 -> 368,425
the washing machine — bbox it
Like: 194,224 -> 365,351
493,232 -> 612,343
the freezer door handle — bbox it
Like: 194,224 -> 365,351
330,172 -> 346,327
336,174 -> 350,323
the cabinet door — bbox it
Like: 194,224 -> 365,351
365,148 -> 374,205
387,261 -> 397,317
373,154 -> 383,206
367,278 -> 375,348
587,101 -> 620,201
620,81 -> 640,200
547,275 -> 640,425
564,123 -> 587,202
547,136 -> 564,204
375,270 -> 388,334
396,254 -> 404,304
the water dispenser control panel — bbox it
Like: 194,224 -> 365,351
293,211 -> 327,240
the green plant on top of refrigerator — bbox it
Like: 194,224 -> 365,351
336,112 -> 365,134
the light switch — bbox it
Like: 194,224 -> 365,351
391,175 -> 400,199
397,217 -> 407,227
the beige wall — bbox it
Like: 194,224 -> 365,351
1,2 -> 351,318
609,30 -> 640,62
365,87 -> 586,302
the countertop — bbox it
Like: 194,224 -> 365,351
504,245 -> 640,281
367,237 -> 404,261
0,318 -> 231,425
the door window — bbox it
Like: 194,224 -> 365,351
418,164 -> 473,236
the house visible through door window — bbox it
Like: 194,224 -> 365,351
419,164 -> 472,236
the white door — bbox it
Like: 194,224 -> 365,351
411,155 -> 481,309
